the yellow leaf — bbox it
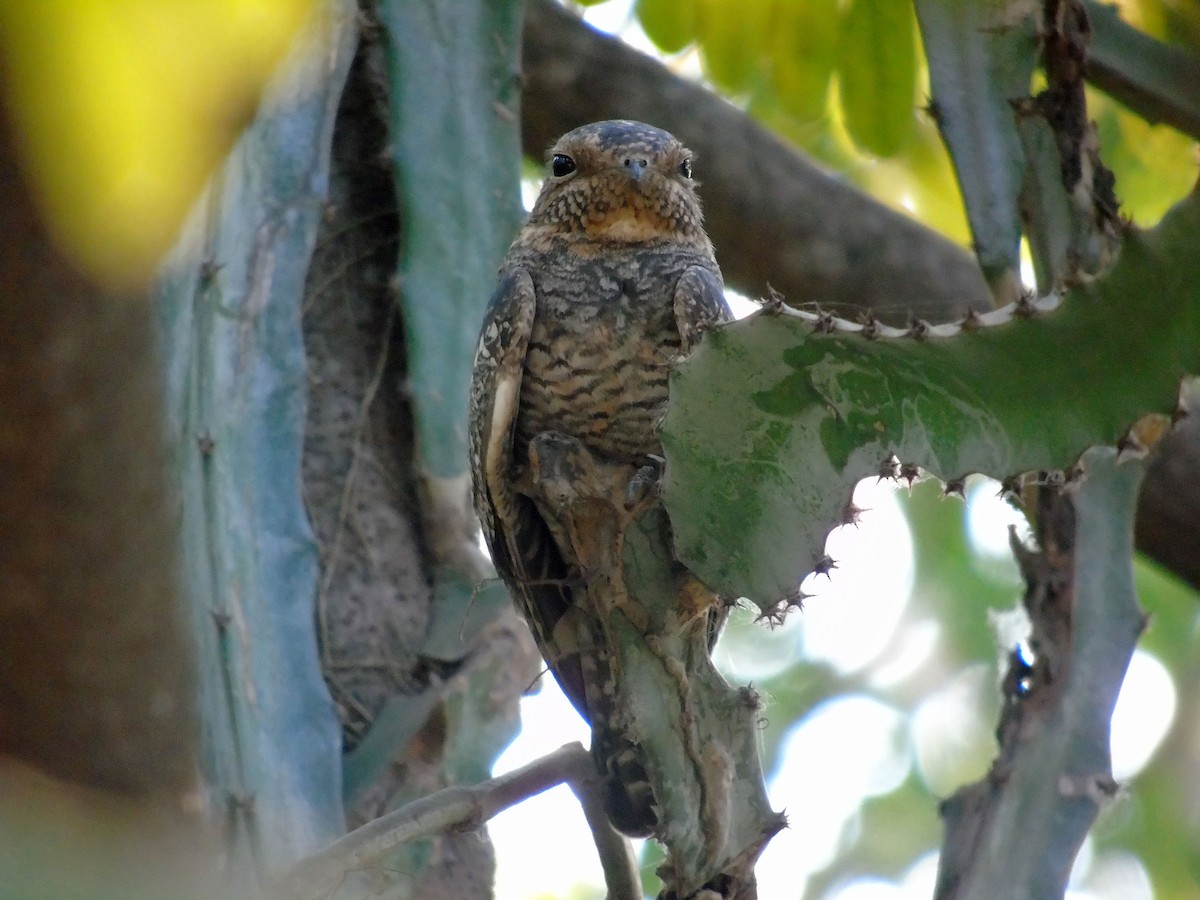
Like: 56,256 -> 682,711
0,0 -> 315,288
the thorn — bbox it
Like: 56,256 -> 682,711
1095,775 -> 1120,798
199,257 -> 222,284
841,500 -> 864,528
860,317 -> 881,340
1014,290 -> 1037,318
942,477 -> 967,500
1115,430 -> 1148,462
899,463 -> 921,490
906,317 -> 930,341
1035,469 -> 1065,489
756,601 -> 789,628
1125,414 -> 1172,458
998,474 -> 1023,505
877,453 -> 901,482
960,308 -> 983,332
813,555 -> 837,579
785,586 -> 813,610
737,685 -> 763,711
197,430 -> 216,457
813,311 -> 838,334
923,96 -> 944,125
763,285 -> 786,314
1174,382 -> 1194,424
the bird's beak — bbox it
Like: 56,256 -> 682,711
623,157 -> 648,182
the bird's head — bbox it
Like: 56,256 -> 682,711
525,120 -> 706,244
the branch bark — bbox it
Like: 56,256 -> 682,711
935,450 -> 1145,898
1085,0 -> 1200,141
272,743 -> 641,900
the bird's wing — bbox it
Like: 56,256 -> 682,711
672,264 -> 734,653
673,265 -> 734,354
468,267 -> 592,720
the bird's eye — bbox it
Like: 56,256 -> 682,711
551,154 -> 576,177
678,158 -> 693,179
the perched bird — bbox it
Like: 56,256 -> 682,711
468,120 -> 731,835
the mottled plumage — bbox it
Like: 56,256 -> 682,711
468,121 -> 731,835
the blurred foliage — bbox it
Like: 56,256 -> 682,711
0,0 -> 315,288
836,0 -> 917,158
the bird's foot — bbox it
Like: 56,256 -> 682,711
624,455 -> 664,511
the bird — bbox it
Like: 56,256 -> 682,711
468,120 -> 731,836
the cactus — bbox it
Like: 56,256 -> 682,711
155,0 -> 357,878
663,147 -> 1199,616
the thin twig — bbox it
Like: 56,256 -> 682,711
568,765 -> 644,900
270,742 -> 641,900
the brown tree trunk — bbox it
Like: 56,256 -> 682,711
0,87 -> 211,897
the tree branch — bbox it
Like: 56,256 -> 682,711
935,450 -> 1145,898
272,742 -> 641,900
1085,0 -> 1200,141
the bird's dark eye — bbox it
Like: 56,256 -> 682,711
551,154 -> 576,177
678,158 -> 693,179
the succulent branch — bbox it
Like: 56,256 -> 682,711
935,447 -> 1146,898
663,190 -> 1200,608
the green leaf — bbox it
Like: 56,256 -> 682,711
662,190 -> 1200,608
636,0 -> 697,54
913,0 -> 1038,291
837,0 -> 917,157
768,0 -> 838,123
697,0 -> 771,95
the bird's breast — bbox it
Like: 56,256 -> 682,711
515,249 -> 686,464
